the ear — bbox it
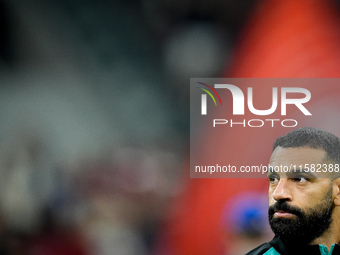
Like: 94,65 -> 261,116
333,178 -> 340,206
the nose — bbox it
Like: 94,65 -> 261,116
272,178 -> 293,202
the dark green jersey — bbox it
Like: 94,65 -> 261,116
246,236 -> 340,255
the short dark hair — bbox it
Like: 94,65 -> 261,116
273,127 -> 340,164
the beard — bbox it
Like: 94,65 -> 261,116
268,187 -> 334,246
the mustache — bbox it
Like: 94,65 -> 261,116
268,201 -> 304,218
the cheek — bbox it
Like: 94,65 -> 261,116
290,191 -> 323,211
296,186 -> 326,204
303,193 -> 325,207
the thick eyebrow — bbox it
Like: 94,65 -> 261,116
287,168 -> 317,178
267,166 -> 317,178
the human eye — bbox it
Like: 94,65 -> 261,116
267,174 -> 279,184
292,175 -> 310,183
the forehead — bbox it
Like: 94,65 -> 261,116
269,147 -> 327,166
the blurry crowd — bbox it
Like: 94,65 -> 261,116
0,0 -> 194,254
0,0 -> 244,254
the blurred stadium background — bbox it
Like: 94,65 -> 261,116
0,0 -> 340,254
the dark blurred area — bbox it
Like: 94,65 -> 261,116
2,0 -> 340,254
0,0 -> 260,254
0,0 -> 255,254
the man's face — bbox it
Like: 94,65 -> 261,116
267,147 -> 335,245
